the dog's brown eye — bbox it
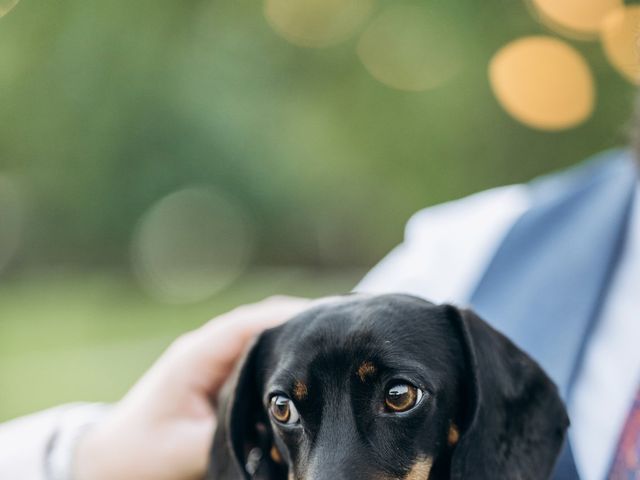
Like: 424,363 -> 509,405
269,395 -> 300,424
385,383 -> 423,413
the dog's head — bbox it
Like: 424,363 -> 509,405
209,294 -> 569,480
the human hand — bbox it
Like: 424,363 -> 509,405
73,295 -> 311,480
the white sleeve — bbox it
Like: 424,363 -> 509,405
355,184 -> 531,305
0,403 -> 109,480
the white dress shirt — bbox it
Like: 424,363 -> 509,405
356,183 -> 640,480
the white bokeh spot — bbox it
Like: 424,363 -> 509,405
131,186 -> 254,304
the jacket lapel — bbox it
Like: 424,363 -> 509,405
470,150 -> 636,394
470,150 -> 637,478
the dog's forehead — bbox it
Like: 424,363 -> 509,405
287,295 -> 426,337
266,294 -> 452,374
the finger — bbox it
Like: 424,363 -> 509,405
180,416 -> 217,478
178,297 -> 312,392
204,296 -> 312,333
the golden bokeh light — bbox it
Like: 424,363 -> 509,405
356,5 -> 464,92
600,5 -> 640,85
489,36 -> 595,131
0,0 -> 19,19
264,0 -> 373,48
530,0 -> 622,39
131,187 -> 253,304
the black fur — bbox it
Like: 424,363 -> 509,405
208,294 -> 569,480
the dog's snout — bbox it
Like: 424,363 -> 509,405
304,427 -> 368,479
305,458 -> 377,480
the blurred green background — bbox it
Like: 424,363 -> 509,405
0,0 -> 637,421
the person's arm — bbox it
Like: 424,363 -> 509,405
0,296 -> 311,480
0,403 -> 109,480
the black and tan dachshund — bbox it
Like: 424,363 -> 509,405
209,294 -> 569,480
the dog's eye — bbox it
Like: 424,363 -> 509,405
269,395 -> 300,424
385,382 -> 423,413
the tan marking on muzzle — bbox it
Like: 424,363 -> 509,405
448,423 -> 460,446
357,361 -> 377,382
405,456 -> 433,480
270,444 -> 283,464
293,381 -> 308,400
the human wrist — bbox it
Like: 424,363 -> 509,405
44,403 -> 110,480
72,422 -> 111,480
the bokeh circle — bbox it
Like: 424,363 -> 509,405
357,4 -> 464,91
264,0 -> 373,48
131,187 -> 254,304
0,0 -> 20,19
489,36 -> 595,131
530,0 -> 622,39
600,5 -> 640,85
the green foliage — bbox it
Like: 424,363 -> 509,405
0,0 -> 636,269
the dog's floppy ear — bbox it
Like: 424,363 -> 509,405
208,331 -> 286,480
447,306 -> 569,480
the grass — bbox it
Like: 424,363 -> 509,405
0,268 -> 363,421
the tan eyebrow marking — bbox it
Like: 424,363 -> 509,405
293,380 -> 308,400
448,423 -> 460,446
357,361 -> 377,382
405,456 -> 433,480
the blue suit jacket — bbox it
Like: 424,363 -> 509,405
470,150 -> 638,479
